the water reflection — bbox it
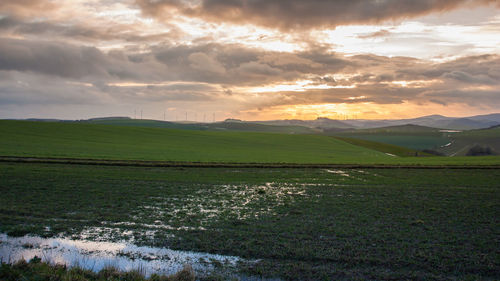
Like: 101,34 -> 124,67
0,233 -> 240,277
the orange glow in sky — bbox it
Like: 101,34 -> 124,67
0,1 -> 498,120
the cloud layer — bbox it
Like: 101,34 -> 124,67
136,0 -> 497,29
0,0 -> 499,120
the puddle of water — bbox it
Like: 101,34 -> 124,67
0,233 -> 242,278
440,142 -> 452,148
385,153 -> 397,157
134,182 -> 308,222
324,169 -> 350,177
102,221 -> 206,231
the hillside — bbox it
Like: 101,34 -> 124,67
81,118 -> 318,134
0,120 -> 388,164
327,124 -> 441,135
341,114 -> 499,130
333,136 -> 432,157
256,117 -> 353,129
326,124 -> 451,150
436,126 -> 500,156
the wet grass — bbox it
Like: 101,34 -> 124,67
0,162 -> 499,280
0,258 -> 196,281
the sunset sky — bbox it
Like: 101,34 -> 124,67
0,0 -> 499,121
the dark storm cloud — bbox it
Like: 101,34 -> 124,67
135,0 -> 497,30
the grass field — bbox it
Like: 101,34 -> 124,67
332,136 -> 431,157
2,120 -> 500,166
328,124 -> 452,150
0,120 -> 388,164
437,126 -> 500,156
1,162 -> 499,280
337,135 -> 450,150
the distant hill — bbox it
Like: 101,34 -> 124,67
25,118 -> 63,122
342,114 -> 499,130
468,113 -> 500,123
254,117 -> 353,130
327,124 -> 441,135
77,118 -> 318,134
87,116 -> 131,121
10,112 -> 500,132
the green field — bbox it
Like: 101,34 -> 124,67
437,126 -> 500,156
0,120 -> 388,164
332,136 -> 432,157
338,135 -> 450,150
1,120 -> 499,280
2,120 -> 500,166
1,163 -> 499,280
328,125 -> 451,150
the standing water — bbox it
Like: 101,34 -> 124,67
0,233 -> 244,278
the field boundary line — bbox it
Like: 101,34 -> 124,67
1,156 -> 499,169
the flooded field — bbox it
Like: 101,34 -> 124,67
1,163 -> 499,280
0,233 -> 243,278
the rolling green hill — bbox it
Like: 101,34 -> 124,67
1,120 -> 499,165
333,136 -> 432,157
0,120 -> 388,164
81,118 -> 208,130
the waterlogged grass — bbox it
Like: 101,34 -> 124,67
0,258 -> 196,281
1,163 -> 499,280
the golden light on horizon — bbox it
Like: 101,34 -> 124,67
237,100 -> 493,121
387,79 -> 441,88
0,0 -> 498,120
245,80 -> 355,93
254,103 -> 372,120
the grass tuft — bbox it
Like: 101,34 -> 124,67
0,258 -> 196,281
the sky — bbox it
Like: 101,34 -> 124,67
0,0 -> 499,121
